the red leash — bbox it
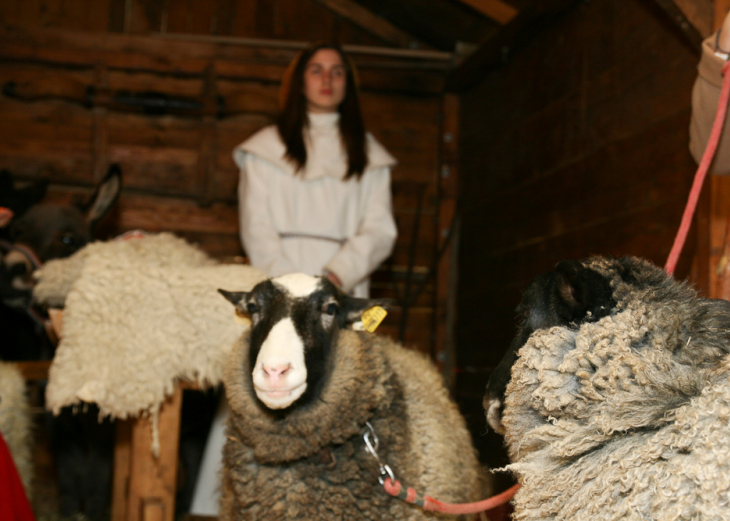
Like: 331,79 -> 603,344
383,478 -> 520,516
665,60 -> 730,275
363,422 -> 520,516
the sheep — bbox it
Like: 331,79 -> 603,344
0,362 -> 33,496
1,164 -> 121,361
484,256 -> 730,521
35,232 -> 266,518
218,273 -> 487,520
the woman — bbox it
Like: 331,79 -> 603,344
234,42 -> 397,297
190,43 -> 397,515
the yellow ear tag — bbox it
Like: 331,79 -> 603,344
234,309 -> 251,326
361,306 -> 387,333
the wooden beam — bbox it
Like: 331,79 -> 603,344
648,0 -> 706,48
673,0 -> 714,37
445,0 -> 580,92
453,0 -> 518,25
309,0 -> 426,49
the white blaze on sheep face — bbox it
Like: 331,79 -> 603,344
219,273 -> 389,412
251,317 -> 307,409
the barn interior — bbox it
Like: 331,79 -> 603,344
0,0 -> 728,519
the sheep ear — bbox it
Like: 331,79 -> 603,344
342,297 -> 393,327
84,164 -> 122,231
218,289 -> 249,307
554,260 -> 583,311
553,260 -> 614,323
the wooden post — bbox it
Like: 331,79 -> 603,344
705,0 -> 730,300
111,387 -> 183,521
435,93 -> 459,389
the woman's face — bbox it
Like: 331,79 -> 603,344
303,49 -> 347,114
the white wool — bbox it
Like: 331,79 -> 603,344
272,273 -> 319,297
252,317 -> 307,409
39,234 -> 266,421
34,232 -> 217,308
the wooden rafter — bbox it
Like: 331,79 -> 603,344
446,0 -> 580,92
649,0 -> 708,48
453,0 -> 518,25
309,0 -> 426,49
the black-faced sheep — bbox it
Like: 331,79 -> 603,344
484,256 -> 730,520
0,166 -> 120,521
219,273 -> 487,520
0,164 -> 121,361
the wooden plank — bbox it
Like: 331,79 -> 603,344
128,0 -> 166,33
116,194 -> 239,234
309,0 -> 426,49
111,419 -> 133,521
214,0 -> 238,36
478,113 -> 695,251
453,0 -> 518,25
109,0 -> 127,32
12,361 -> 51,381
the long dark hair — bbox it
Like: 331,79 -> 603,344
277,43 -> 367,179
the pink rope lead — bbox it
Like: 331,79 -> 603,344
383,478 -> 521,516
665,60 -> 730,275
363,421 -> 520,517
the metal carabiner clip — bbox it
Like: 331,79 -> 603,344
364,421 -> 396,484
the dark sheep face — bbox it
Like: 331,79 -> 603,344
484,259 -> 615,434
220,273 -> 387,411
10,205 -> 91,263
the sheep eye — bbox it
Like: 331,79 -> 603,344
246,302 -> 259,315
324,303 -> 338,316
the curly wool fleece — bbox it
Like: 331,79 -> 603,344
221,329 -> 486,520
501,256 -> 730,521
34,233 -> 266,421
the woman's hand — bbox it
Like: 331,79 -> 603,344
324,269 -> 343,288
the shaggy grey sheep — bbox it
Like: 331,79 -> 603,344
484,256 -> 730,520
219,273 -> 487,520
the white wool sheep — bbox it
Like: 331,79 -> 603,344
485,256 -> 730,521
33,232 -> 217,309
32,233 -> 266,421
0,362 -> 33,495
219,274 -> 487,520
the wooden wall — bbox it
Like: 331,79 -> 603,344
0,1 -> 452,354
0,0 -> 386,44
456,0 -> 700,470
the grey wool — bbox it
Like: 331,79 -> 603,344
501,256 -> 730,520
221,329 -> 487,520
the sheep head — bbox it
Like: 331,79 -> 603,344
485,256 -> 730,448
220,273 -> 389,411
